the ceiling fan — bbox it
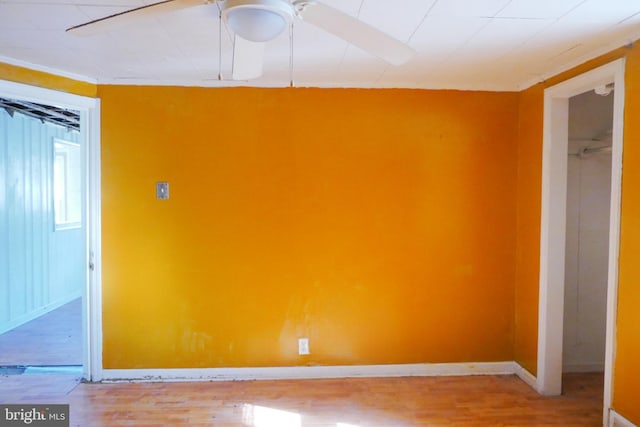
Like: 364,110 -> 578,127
66,0 -> 416,81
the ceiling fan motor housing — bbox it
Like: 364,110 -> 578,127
223,0 -> 294,42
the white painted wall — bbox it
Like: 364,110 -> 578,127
0,109 -> 85,335
563,140 -> 611,373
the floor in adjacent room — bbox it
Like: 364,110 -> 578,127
0,372 -> 603,426
0,298 -> 82,366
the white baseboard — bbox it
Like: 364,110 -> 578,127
610,410 -> 637,427
101,361 -> 519,383
514,363 -> 538,390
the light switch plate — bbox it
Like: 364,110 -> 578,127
156,182 -> 169,200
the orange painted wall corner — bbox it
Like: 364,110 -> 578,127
514,41 -> 640,425
612,41 -> 640,425
514,83 -> 544,376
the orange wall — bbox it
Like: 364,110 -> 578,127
613,44 -> 640,424
3,44 -> 639,423
514,83 -> 544,375
512,44 -> 640,424
98,85 -> 519,369
0,61 -> 96,97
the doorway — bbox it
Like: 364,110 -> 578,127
0,78 -> 102,381
0,98 -> 84,372
538,59 -> 625,427
564,88 -> 614,376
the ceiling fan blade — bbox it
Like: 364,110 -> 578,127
294,1 -> 415,66
232,35 -> 265,80
66,0 -> 205,36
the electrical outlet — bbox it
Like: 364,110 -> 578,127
298,338 -> 310,355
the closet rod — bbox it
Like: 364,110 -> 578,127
582,145 -> 612,155
568,145 -> 612,156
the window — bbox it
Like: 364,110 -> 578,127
53,139 -> 81,230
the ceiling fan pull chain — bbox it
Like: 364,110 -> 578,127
289,22 -> 295,87
218,5 -> 223,80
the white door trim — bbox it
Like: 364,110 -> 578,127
539,58 -> 625,427
0,80 -> 103,382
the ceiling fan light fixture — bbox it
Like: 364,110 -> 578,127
224,0 -> 294,43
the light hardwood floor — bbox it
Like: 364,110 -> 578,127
0,298 -> 604,425
0,372 -> 603,426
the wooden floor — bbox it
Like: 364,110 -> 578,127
0,372 -> 603,426
0,304 -> 604,425
0,298 -> 82,366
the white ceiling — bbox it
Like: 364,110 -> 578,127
1,0 -> 640,91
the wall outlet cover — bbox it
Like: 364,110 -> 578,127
298,338 -> 310,355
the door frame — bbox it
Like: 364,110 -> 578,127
538,58 -> 625,426
0,78 -> 103,381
